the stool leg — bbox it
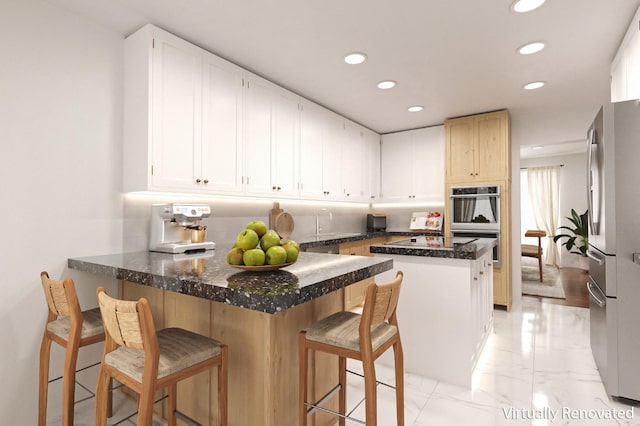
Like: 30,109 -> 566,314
299,333 -> 309,426
137,380 -> 156,426
62,334 -> 81,426
38,332 -> 52,426
538,256 -> 543,282
338,356 -> 346,426
362,354 -> 377,426
167,383 -> 177,426
218,346 -> 228,426
95,366 -> 110,426
393,338 -> 405,426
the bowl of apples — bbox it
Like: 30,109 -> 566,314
226,220 -> 300,271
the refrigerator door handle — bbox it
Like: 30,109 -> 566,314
587,277 -> 606,308
587,249 -> 605,265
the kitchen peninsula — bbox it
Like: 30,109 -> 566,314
69,251 -> 392,426
371,236 -> 496,387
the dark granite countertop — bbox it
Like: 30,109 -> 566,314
68,251 -> 392,314
369,236 -> 497,260
297,230 -> 443,250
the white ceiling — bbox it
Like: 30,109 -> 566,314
46,0 -> 639,152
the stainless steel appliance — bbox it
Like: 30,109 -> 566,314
149,204 -> 215,254
366,213 -> 387,231
450,185 -> 500,232
450,185 -> 501,266
586,100 -> 640,401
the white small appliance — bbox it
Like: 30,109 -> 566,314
149,204 -> 215,254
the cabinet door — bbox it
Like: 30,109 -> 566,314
201,53 -> 244,194
299,101 -> 327,199
380,132 -> 413,201
475,112 -> 508,180
341,120 -> 363,200
151,32 -> 203,190
445,116 -> 475,181
363,129 -> 381,201
411,126 -> 444,201
322,114 -> 344,199
271,90 -> 299,197
243,76 -> 274,195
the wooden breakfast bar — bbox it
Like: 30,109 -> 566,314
68,251 -> 392,426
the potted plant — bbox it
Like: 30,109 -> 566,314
553,209 -> 588,257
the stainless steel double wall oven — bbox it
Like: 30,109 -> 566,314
450,185 -> 501,267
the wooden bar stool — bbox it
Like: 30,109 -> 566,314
522,230 -> 547,282
299,271 -> 404,426
39,271 -> 110,426
95,287 -> 228,426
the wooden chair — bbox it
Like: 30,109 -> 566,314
39,271 -> 110,426
299,271 -> 404,426
95,287 -> 228,426
522,230 -> 547,282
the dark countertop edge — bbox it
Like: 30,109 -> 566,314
369,238 -> 496,260
298,230 -> 443,250
67,255 -> 394,315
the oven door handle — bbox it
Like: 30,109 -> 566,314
586,250 -> 604,265
587,277 -> 606,307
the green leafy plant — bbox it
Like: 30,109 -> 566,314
553,209 -> 588,257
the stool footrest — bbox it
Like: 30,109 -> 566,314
174,409 -> 202,426
304,396 -> 366,425
346,368 -> 397,390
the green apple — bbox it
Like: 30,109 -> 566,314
243,248 -> 266,266
281,239 -> 300,251
226,247 -> 244,265
282,244 -> 299,263
236,229 -> 259,250
266,245 -> 287,265
260,229 -> 281,251
246,220 -> 267,238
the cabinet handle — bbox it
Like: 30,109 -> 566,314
277,186 -> 281,191
473,277 -> 478,281
196,178 -> 202,183
480,271 -> 484,275
272,186 -> 277,190
203,179 -> 209,184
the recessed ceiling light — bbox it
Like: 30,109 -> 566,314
532,145 -> 544,150
407,105 -> 423,112
344,52 -> 367,65
523,81 -> 545,90
377,80 -> 397,89
518,41 -> 545,55
512,0 -> 545,13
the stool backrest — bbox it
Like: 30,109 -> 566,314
41,271 -> 81,320
96,287 -> 156,351
360,271 -> 403,332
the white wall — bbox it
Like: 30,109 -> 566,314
521,152 -> 588,268
0,1 -> 123,423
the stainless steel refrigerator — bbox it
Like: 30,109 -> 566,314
587,99 -> 640,401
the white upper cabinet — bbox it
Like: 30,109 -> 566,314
299,100 -> 327,199
380,126 -> 445,202
243,75 -> 299,197
124,24 -> 380,202
611,6 -> 640,102
201,52 -> 244,194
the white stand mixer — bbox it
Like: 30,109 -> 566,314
149,204 -> 216,254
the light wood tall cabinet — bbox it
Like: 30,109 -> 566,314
445,111 -> 509,183
444,110 -> 512,310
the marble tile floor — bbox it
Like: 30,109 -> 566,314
48,297 -> 640,425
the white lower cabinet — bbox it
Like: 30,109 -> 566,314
374,251 -> 493,388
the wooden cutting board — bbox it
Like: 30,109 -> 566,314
274,212 -> 294,240
269,202 -> 283,229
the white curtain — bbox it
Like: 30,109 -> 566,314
527,166 -> 560,266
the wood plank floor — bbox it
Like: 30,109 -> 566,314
523,266 -> 590,308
